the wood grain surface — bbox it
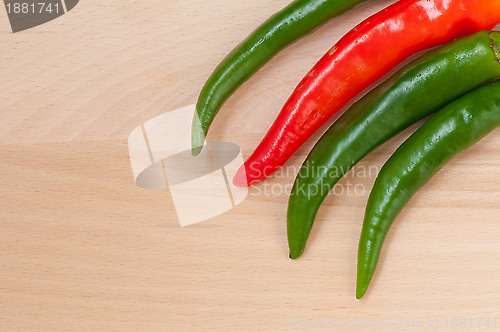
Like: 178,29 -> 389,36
2,0 -> 500,331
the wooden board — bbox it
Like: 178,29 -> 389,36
2,0 -> 500,330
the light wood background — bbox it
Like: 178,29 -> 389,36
2,0 -> 500,331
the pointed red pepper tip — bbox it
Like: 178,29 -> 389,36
233,164 -> 251,187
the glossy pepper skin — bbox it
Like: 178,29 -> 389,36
287,31 -> 500,260
233,0 -> 500,187
357,80 -> 500,299
191,0 -> 372,156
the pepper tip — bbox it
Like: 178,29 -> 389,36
191,115 -> 206,156
288,247 -> 304,259
191,144 -> 203,156
233,164 -> 250,187
356,273 -> 369,299
355,287 -> 366,300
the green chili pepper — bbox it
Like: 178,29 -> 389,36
192,0 -> 372,156
357,80 -> 500,299
288,31 -> 500,260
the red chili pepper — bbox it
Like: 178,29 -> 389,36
233,0 -> 500,187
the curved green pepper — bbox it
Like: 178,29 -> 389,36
192,0 -> 372,155
288,31 -> 500,259
357,80 -> 500,299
